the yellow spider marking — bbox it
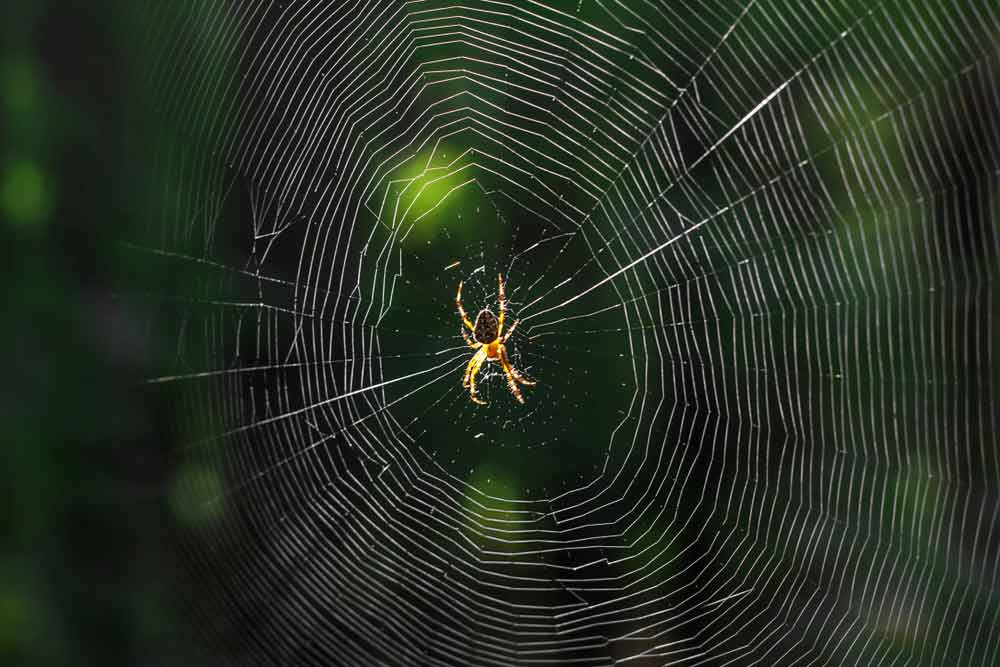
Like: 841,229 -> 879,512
456,273 -> 535,405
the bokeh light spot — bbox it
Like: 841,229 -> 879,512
169,464 -> 224,526
0,591 -> 30,655
0,160 -> 50,228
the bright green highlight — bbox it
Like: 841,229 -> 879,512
0,590 -> 31,654
465,461 -> 521,501
1,160 -> 50,227
390,143 -> 476,242
169,464 -> 224,526
460,462 -> 526,553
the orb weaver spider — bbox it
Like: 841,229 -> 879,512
456,273 -> 535,405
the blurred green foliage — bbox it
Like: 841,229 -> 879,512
1,2 -> 198,665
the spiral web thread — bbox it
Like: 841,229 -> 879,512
128,1 -> 1000,665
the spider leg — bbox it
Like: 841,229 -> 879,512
500,345 -> 535,387
468,361 -> 488,406
497,344 -> 526,403
461,327 -> 479,349
456,280 -> 475,331
464,347 -> 488,405
463,347 -> 485,387
497,273 -> 507,337
501,318 -> 520,343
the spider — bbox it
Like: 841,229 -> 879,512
456,273 -> 535,405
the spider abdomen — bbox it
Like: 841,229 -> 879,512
473,309 -> 499,344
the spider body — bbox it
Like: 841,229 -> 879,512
456,274 -> 535,405
472,309 -> 499,344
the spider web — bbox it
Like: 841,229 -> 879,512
125,1 -> 1000,665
